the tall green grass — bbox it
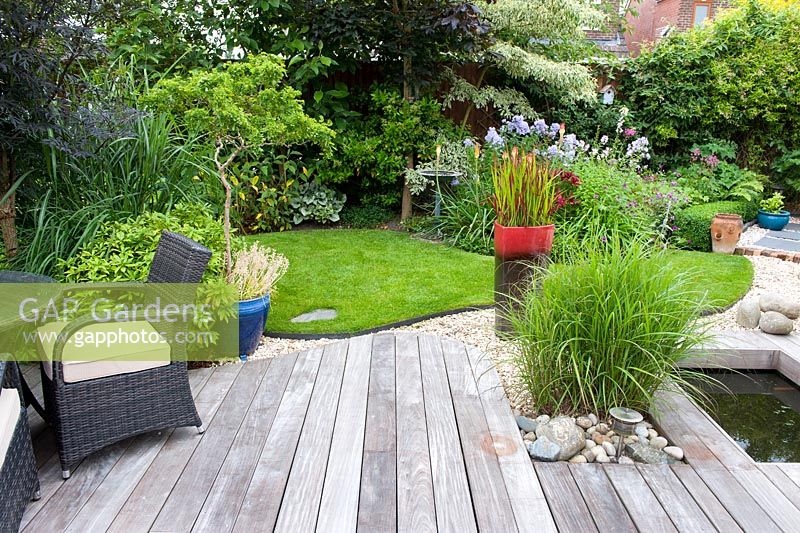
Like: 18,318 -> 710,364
14,113 -> 209,275
506,237 -> 713,416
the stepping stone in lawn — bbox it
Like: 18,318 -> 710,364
766,230 -> 800,241
753,236 -> 800,252
290,309 -> 338,323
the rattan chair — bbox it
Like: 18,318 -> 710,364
40,231 -> 212,478
0,361 -> 40,531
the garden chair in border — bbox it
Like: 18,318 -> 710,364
0,361 -> 40,531
39,231 -> 212,478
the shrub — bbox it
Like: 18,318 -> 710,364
506,239 -> 708,415
436,171 -> 496,255
339,205 -> 394,228
622,1 -> 800,170
673,200 -> 758,251
60,203 -> 238,282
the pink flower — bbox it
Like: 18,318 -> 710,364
624,128 -> 637,137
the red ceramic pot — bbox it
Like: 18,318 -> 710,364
494,222 -> 555,260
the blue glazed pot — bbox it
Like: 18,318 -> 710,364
757,209 -> 791,231
238,294 -> 270,361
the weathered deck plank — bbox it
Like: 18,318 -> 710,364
418,335 -> 477,532
271,340 -> 349,532
191,353 -> 298,532
636,464 -> 717,533
231,347 -> 324,533
151,360 -> 270,533
569,463 -> 637,532
357,334 -> 397,532
534,462 -> 598,533
107,364 -> 242,533
441,337 -> 517,532
669,464 -> 743,533
317,335 -> 373,531
604,465 -> 676,532
394,334 -> 437,533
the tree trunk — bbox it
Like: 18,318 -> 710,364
220,167 -> 233,282
400,55 -> 414,222
0,148 -> 19,257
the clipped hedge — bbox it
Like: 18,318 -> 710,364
674,200 -> 758,251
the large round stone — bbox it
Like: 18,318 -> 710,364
535,416 -> 585,460
735,298 -> 761,329
759,311 -> 795,335
759,294 -> 800,320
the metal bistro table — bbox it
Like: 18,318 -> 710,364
0,270 -> 56,419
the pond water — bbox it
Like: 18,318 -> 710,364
695,370 -> 800,463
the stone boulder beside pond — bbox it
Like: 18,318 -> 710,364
735,293 -> 796,335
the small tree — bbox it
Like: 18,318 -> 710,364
143,54 -> 333,279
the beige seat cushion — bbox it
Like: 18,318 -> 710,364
36,321 -> 171,383
0,387 -> 21,464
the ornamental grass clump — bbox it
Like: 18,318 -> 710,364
507,237 -> 710,415
230,242 -> 289,300
490,147 -> 577,227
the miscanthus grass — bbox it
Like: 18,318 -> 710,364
505,237 -> 714,416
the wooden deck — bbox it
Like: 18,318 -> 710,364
16,332 -> 800,532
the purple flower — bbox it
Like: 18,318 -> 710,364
671,225 -> 679,231
463,138 -> 474,147
600,235 -> 607,243
450,178 -> 460,186
670,180 -> 677,186
485,127 -> 504,146
704,154 -> 720,169
546,145 -> 559,158
593,193 -> 599,199
533,119 -> 548,136
548,122 -> 561,139
504,115 -> 531,136
624,128 -> 637,137
600,135 -> 609,145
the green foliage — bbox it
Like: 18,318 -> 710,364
673,200 -> 758,251
13,113 -> 207,276
339,205 -> 394,228
142,54 -> 334,151
507,239 -> 709,415
60,203 -> 237,282
674,146 -> 766,204
318,87 -> 456,208
552,160 -> 671,262
289,180 -> 346,225
760,192 -> 786,213
437,172 -> 496,255
227,159 -> 294,233
773,149 -> 800,193
622,1 -> 800,170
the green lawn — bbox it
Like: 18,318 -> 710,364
662,250 -> 754,310
247,229 -> 754,334
248,229 -> 494,334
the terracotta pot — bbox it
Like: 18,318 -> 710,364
710,213 -> 743,254
494,222 -> 555,259
494,222 -> 554,331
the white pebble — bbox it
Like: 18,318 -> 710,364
569,454 -> 588,464
663,446 -> 684,460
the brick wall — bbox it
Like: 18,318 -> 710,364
626,0 -> 733,55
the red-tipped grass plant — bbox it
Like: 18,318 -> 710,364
490,147 -> 577,227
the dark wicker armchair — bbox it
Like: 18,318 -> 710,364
39,231 -> 212,478
0,361 -> 40,531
